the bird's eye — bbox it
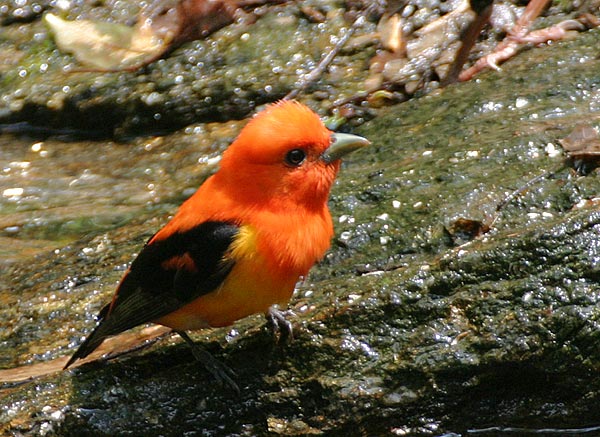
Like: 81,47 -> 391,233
284,149 -> 306,167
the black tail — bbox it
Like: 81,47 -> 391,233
63,318 -> 112,369
62,287 -> 175,369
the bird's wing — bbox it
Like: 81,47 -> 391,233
64,221 -> 239,367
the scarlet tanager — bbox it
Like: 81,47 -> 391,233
64,100 -> 369,388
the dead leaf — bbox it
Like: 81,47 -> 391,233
0,325 -> 171,384
44,13 -> 167,70
449,217 -> 490,241
44,0 -> 240,72
152,0 -> 238,48
558,124 -> 600,174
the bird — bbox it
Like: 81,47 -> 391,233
63,100 -> 369,389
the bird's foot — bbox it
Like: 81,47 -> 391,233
265,306 -> 294,345
176,331 -> 239,394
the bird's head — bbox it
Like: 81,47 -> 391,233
218,100 -> 369,211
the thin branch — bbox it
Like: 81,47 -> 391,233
284,14 -> 366,100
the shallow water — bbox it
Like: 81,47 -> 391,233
0,121 -> 244,265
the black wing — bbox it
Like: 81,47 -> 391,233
64,221 -> 239,368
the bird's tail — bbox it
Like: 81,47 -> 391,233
63,321 -> 112,369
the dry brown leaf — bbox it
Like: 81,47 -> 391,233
44,0 -> 240,72
0,325 -> 171,384
559,124 -> 600,174
44,13 -> 167,70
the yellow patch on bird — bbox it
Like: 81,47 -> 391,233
227,225 -> 258,262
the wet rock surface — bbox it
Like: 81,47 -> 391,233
0,0 -> 374,136
0,0 -> 585,136
1,2 -> 600,436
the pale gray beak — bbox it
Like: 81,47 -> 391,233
321,132 -> 370,164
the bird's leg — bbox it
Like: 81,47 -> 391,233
265,306 -> 294,345
175,331 -> 239,394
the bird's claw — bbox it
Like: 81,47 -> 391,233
265,307 -> 294,345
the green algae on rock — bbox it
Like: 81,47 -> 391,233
0,1 -> 375,136
2,17 -> 600,437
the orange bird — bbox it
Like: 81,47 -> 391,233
64,100 -> 369,388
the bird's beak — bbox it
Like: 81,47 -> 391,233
321,133 -> 370,164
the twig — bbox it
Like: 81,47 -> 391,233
489,167 -> 560,228
443,0 -> 494,85
284,14 -> 366,100
458,0 -> 550,81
